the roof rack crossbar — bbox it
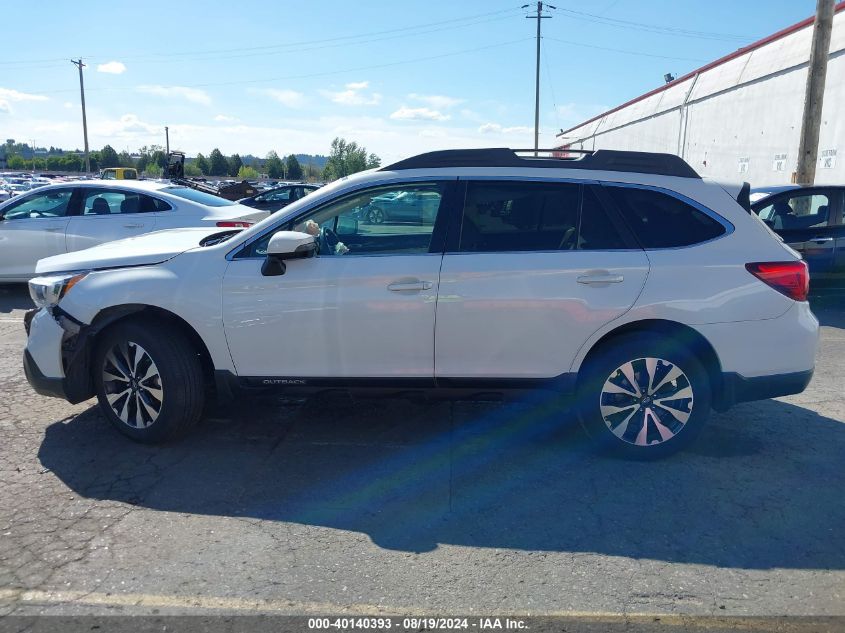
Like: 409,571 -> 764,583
381,148 -> 700,178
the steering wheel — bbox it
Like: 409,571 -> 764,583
319,226 -> 344,255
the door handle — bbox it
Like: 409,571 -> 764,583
123,223 -> 144,228
388,279 -> 433,292
808,237 -> 833,244
577,273 -> 624,285
44,227 -> 63,232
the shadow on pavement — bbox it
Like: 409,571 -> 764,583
39,392 -> 845,568
0,284 -> 32,314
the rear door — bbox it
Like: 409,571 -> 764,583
434,180 -> 649,383
65,188 -> 158,252
0,187 -> 77,280
754,188 -> 842,277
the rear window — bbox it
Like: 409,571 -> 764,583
606,186 -> 726,248
160,186 -> 235,207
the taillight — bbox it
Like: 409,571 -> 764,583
745,261 -> 809,301
216,221 -> 252,228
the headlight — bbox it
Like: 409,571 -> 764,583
28,272 -> 89,309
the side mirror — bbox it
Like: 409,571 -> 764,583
262,231 -> 317,276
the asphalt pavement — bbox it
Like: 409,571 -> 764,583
0,282 -> 843,624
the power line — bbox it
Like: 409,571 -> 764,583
0,6 -> 524,68
544,37 -> 708,62
554,7 -> 755,42
30,38 -> 533,96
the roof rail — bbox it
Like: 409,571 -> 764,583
381,148 -> 700,179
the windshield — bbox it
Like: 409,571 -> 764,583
160,186 -> 236,207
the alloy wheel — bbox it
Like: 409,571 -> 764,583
599,357 -> 694,446
102,341 -> 164,428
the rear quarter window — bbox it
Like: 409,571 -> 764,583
605,186 -> 726,248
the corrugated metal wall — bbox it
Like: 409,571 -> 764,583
557,9 -> 845,185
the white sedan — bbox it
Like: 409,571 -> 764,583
0,180 -> 268,281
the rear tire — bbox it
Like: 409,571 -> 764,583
577,333 -> 711,459
93,319 -> 205,443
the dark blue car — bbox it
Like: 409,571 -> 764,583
752,184 -> 845,282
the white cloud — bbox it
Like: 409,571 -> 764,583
321,81 -> 381,106
390,107 -> 450,122
409,93 -> 464,109
94,114 -> 161,138
214,114 -> 239,122
0,87 -> 48,114
63,101 -> 75,109
136,85 -> 211,106
97,61 -> 126,74
478,123 -> 532,135
253,88 -> 306,108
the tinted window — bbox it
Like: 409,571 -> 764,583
160,186 -> 235,207
606,186 -> 725,248
579,186 -> 629,250
459,182 -> 580,252
756,192 -> 832,230
2,189 -> 74,220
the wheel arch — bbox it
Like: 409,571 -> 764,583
88,304 -> 217,395
576,319 -> 725,408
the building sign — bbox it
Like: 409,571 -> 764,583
772,153 -> 788,171
820,149 -> 836,169
738,157 -> 750,174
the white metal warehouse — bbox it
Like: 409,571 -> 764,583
556,2 -> 845,185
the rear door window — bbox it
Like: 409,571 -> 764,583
605,186 -> 726,248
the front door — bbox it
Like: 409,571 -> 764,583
435,180 -> 649,383
0,188 -> 76,280
222,180 -> 455,380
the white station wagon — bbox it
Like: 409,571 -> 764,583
23,149 -> 818,458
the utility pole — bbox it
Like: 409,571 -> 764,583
71,59 -> 91,173
795,0 -> 835,185
525,2 -> 554,155
165,126 -> 170,154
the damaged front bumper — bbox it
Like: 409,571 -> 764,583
23,307 -> 95,404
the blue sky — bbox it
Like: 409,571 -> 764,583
0,0 -> 820,163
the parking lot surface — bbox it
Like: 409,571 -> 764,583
1,283 -> 844,618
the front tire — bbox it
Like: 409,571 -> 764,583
93,319 -> 205,443
577,333 -> 711,459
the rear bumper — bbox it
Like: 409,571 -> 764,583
716,369 -> 814,410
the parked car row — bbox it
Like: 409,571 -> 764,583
20,148 -> 819,460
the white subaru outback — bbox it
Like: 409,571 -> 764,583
23,149 -> 819,458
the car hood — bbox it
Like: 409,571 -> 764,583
35,227 -> 226,274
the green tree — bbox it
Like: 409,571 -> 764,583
322,137 -> 380,181
237,165 -> 260,180
183,162 -> 203,177
7,155 -> 28,169
195,153 -> 209,175
228,153 -> 243,177
136,154 -> 149,174
285,154 -> 303,180
118,151 -> 135,168
208,148 -> 228,176
265,151 -> 283,179
99,144 -> 119,168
